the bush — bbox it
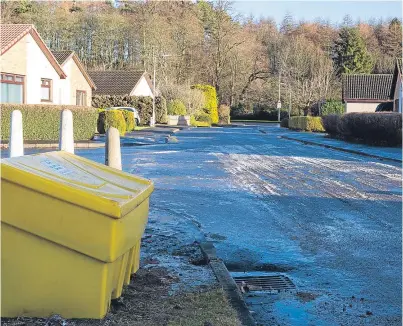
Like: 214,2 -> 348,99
192,84 -> 219,124
97,110 -> 127,136
1,104 -> 97,141
231,106 -> 289,121
121,110 -> 136,131
167,99 -> 187,115
218,104 -> 231,124
321,100 -> 345,116
155,96 -> 168,124
280,118 -> 289,128
92,95 -> 167,125
289,116 -> 325,132
322,114 -> 341,135
190,115 -> 211,127
338,113 -> 402,146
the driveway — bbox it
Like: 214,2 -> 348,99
18,124 -> 403,325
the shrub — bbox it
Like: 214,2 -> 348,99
218,104 -> 231,124
321,100 -> 345,116
280,118 -> 289,128
190,115 -> 211,127
338,112 -> 402,146
289,116 -> 325,132
155,96 -> 168,124
192,84 -> 219,124
97,110 -> 127,136
92,95 -> 166,125
167,99 -> 187,115
231,106 -> 288,121
0,104 -> 97,141
322,114 -> 341,135
121,110 -> 136,132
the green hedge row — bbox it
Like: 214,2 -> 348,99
92,95 -> 167,125
1,104 -> 97,141
322,113 -> 402,146
97,110 -> 127,136
192,84 -> 219,124
289,116 -> 325,132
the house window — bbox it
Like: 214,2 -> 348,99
1,73 -> 24,104
41,78 -> 52,102
76,90 -> 86,106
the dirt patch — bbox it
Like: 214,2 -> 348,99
172,243 -> 207,266
2,268 -> 240,326
296,292 -> 320,303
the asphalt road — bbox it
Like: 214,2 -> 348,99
28,124 -> 402,325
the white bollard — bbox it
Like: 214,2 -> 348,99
105,127 -> 122,170
59,109 -> 74,154
9,110 -> 24,158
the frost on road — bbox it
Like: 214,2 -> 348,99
79,125 -> 401,326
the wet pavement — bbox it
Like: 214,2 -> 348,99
5,124 -> 402,325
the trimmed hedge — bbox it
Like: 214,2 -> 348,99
321,100 -> 344,116
218,104 -> 231,124
121,110 -> 136,131
322,114 -> 340,135
97,110 -> 127,136
192,84 -> 219,124
167,99 -> 187,115
323,112 -> 402,146
289,116 -> 325,132
280,118 -> 289,128
92,95 -> 168,125
1,104 -> 97,141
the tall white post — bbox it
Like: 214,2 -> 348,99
105,127 -> 122,170
9,110 -> 24,158
59,109 -> 74,154
151,49 -> 156,127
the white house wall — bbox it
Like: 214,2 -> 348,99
130,76 -> 154,98
345,102 -> 380,113
393,74 -> 402,113
26,34 -> 63,104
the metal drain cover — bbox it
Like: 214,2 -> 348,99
234,275 -> 296,293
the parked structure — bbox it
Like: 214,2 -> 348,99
342,74 -> 393,113
88,71 -> 154,98
0,24 -> 94,105
390,58 -> 402,113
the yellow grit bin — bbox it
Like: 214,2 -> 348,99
1,151 -> 154,319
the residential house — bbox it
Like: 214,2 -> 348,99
52,51 -> 96,106
88,71 -> 154,98
389,58 -> 402,113
342,74 -> 393,113
0,24 -> 94,105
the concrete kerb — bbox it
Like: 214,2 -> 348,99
199,242 -> 256,326
281,135 -> 402,163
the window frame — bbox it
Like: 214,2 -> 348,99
76,90 -> 87,106
41,78 -> 52,102
1,73 -> 25,104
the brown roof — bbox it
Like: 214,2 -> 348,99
1,24 -> 66,78
51,50 -> 74,65
88,70 -> 152,95
52,50 -> 96,90
342,74 -> 393,101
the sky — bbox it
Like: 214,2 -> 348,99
230,1 -> 402,25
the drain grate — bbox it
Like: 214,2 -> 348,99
234,275 -> 296,293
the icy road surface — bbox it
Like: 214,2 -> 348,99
77,124 -> 401,325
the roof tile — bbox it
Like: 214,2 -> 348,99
342,74 -> 393,101
1,24 -> 33,53
88,71 -> 148,95
51,50 -> 74,65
